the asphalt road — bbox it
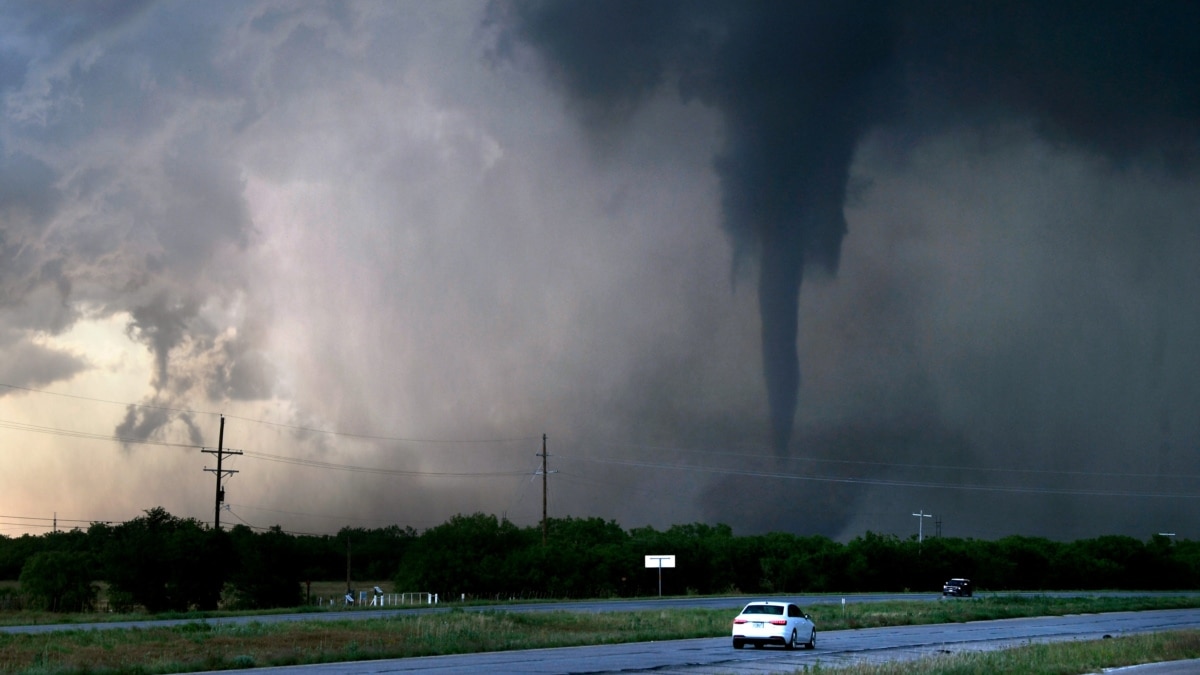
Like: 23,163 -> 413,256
7,593 -> 1200,673
175,607 -> 1200,674
0,593 -> 903,634
6,590 -> 1192,635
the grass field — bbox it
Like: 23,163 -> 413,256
813,630 -> 1200,674
1,594 -> 1199,674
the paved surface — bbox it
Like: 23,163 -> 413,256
5,590 -> 1192,635
178,607 -> 1200,674
0,594 -> 917,634
1104,660 -> 1200,674
8,595 -> 1200,673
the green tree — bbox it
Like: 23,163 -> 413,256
394,513 -> 530,598
19,551 -> 97,612
227,525 -> 302,609
774,534 -> 847,593
0,534 -> 48,580
337,525 -> 415,581
101,507 -> 226,612
540,517 -> 630,597
845,531 -> 911,591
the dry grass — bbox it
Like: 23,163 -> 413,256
0,608 -> 729,673
801,630 -> 1200,674
2,594 -> 1200,674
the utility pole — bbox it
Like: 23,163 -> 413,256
202,416 -> 242,530
912,510 -> 933,552
540,434 -> 548,546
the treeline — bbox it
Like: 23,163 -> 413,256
393,514 -> 1200,599
2,508 -> 1197,613
0,507 -> 412,612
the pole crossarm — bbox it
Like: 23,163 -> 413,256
912,510 -> 933,547
201,416 -> 242,530
202,449 -> 242,475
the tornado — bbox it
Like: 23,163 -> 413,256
499,0 -> 1200,459
501,0 -> 894,455
757,237 -> 802,455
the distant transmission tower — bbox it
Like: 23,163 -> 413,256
202,415 -> 242,530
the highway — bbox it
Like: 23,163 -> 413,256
7,590 -> 1193,635
6,594 -> 1200,673
177,607 -> 1200,674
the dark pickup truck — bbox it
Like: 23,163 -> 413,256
942,578 -> 973,597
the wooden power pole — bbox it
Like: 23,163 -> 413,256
539,434 -> 548,545
203,416 -> 242,530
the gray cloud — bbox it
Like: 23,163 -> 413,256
0,330 -> 87,391
1,2 -> 257,440
1,1 -> 1199,539
499,0 -> 1200,465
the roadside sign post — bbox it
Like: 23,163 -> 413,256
644,555 -> 676,597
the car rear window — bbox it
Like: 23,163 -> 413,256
743,604 -> 783,615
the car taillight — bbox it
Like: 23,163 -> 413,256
733,618 -> 747,624
770,620 -> 787,625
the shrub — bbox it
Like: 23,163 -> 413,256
19,551 -> 98,612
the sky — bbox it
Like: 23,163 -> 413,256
1,0 -> 1199,541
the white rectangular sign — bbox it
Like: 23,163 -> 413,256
644,554 -> 676,568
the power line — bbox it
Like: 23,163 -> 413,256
221,509 -> 373,537
221,412 -> 539,445
10,407 -> 1193,494
243,450 -> 531,478
0,418 -> 199,449
0,414 -> 537,479
14,406 -> 1187,486
0,514 -> 113,525
0,383 -> 208,416
558,455 -> 1200,500
589,439 -> 1200,481
225,503 -> 424,527
0,382 -> 538,445
0,505 -> 418,538
11,382 -> 1200,519
7,380 -> 1192,482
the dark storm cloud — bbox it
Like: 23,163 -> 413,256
0,330 -> 87,391
0,1 -> 263,441
0,151 -> 62,308
125,292 -> 200,391
499,0 -> 1200,457
901,1 -> 1200,162
4,0 -> 1198,539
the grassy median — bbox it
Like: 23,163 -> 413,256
1,595 -> 1199,674
804,630 -> 1200,674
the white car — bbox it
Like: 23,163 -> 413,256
731,600 -> 816,649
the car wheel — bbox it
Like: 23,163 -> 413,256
785,628 -> 797,650
732,639 -> 744,649
806,629 -> 816,649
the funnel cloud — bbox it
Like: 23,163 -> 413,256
500,0 -> 1200,458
